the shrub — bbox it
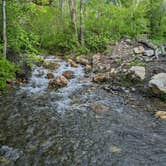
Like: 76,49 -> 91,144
0,58 -> 16,89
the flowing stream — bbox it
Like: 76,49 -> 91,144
0,56 -> 166,166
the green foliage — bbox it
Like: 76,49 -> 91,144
129,58 -> 146,67
1,0 -> 166,90
29,5 -> 77,53
0,57 -> 16,89
7,1 -> 39,54
148,0 -> 166,42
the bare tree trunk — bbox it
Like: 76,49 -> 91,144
80,0 -> 85,46
2,0 -> 7,58
59,0 -> 64,13
69,0 -> 78,40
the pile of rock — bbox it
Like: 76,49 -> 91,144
92,54 -> 111,73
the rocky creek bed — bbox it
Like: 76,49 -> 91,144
1,40 -> 166,166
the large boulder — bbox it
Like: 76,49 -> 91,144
129,66 -> 146,81
149,73 -> 166,95
76,56 -> 89,65
62,71 -> 74,79
48,75 -> 68,89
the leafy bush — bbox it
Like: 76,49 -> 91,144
6,1 -> 39,54
0,58 -> 16,89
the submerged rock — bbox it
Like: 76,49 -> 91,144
90,103 -> 110,114
48,75 -> 68,89
47,73 -> 54,79
129,66 -> 146,81
149,73 -> 166,95
155,111 -> 166,120
110,146 -> 122,153
62,71 -> 74,79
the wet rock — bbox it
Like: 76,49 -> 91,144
90,103 -> 110,114
143,50 -> 154,57
85,65 -> 92,73
111,85 -> 121,91
48,75 -> 68,89
76,56 -> 89,65
133,46 -> 145,54
47,73 -> 54,79
93,72 -> 112,83
0,146 -> 23,162
43,61 -> 60,70
155,111 -> 166,120
129,66 -> 145,81
68,59 -> 78,68
62,71 -> 74,79
110,146 -> 122,153
149,73 -> 166,95
17,78 -> 27,84
36,60 -> 44,67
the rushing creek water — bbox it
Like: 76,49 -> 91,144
0,56 -> 166,166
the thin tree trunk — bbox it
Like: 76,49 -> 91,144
80,0 -> 85,46
59,0 -> 64,14
2,0 -> 7,58
69,0 -> 78,40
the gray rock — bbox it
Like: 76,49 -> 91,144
129,66 -> 146,81
143,50 -> 154,57
149,73 -> 166,95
